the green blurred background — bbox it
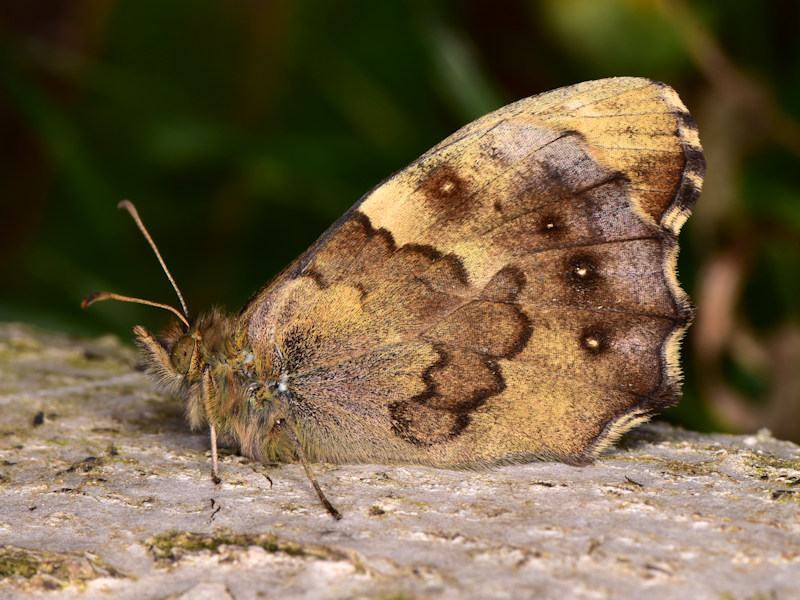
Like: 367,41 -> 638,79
2,0 -> 799,440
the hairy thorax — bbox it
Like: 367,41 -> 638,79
134,310 -> 294,464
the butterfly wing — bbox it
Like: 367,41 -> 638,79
240,77 -> 704,465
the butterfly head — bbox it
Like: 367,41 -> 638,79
129,310 -> 236,398
82,200 -> 219,401
131,320 -> 199,395
80,200 -> 260,441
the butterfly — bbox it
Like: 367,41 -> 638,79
84,77 -> 704,519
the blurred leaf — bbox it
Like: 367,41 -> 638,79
539,0 -> 690,76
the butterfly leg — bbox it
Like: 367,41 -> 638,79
201,365 -> 222,485
277,419 -> 342,520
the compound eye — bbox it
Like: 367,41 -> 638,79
170,336 -> 196,374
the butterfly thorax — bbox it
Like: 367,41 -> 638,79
133,309 -> 292,463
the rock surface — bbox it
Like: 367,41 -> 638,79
1,323 -> 798,599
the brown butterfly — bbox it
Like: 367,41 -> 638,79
84,77 -> 704,519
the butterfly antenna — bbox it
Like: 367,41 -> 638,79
117,200 -> 190,320
81,292 -> 190,328
81,201 -> 191,328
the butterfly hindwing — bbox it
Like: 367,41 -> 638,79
239,77 -> 704,465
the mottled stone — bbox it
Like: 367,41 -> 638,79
0,324 -> 798,599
